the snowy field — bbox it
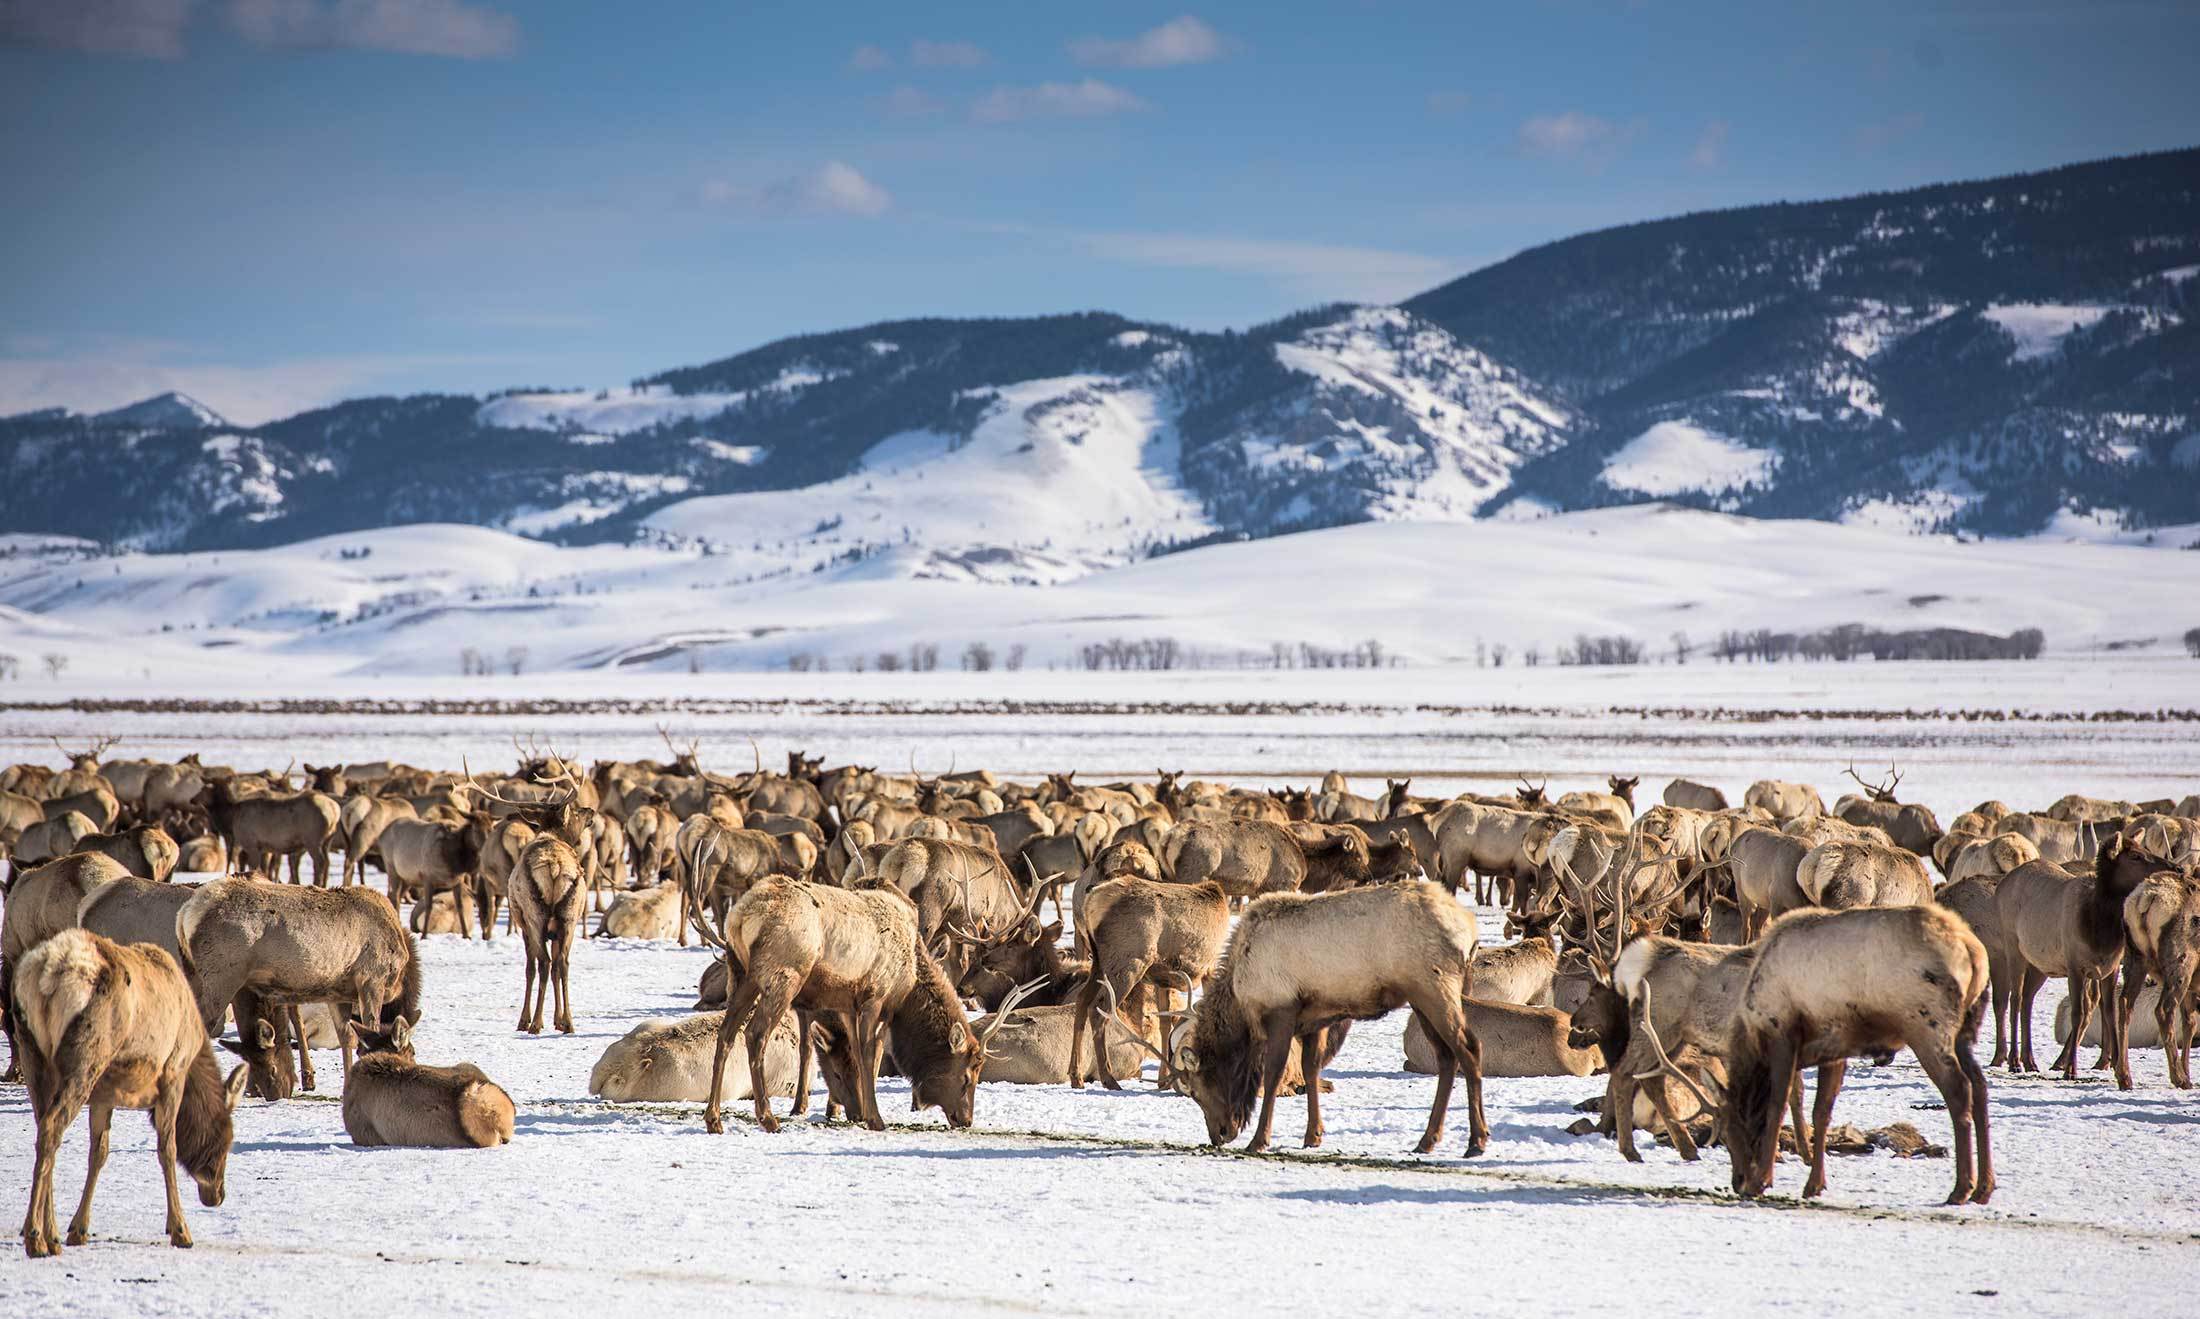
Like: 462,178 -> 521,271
3,663 -> 2198,1313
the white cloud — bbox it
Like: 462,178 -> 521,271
880,85 -> 944,118
0,340 -> 506,426
847,42 -> 890,71
1516,111 -> 1640,166
909,37 -> 984,68
225,0 -> 517,58
700,161 -> 891,218
0,0 -> 196,57
1072,230 -> 1454,303
1069,15 -> 1226,68
972,79 -> 1147,123
1689,119 -> 1729,170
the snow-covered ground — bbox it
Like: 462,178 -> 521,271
2,678 -> 2198,1311
1601,421 -> 1779,496
1,504 -> 2194,682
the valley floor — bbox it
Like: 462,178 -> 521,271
2,668 -> 2196,1314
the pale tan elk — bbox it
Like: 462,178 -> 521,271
1995,837 -> 2150,1087
175,878 -> 422,1097
1723,904 -> 1993,1205
2120,869 -> 2200,1087
1069,875 -> 1229,1090
2046,793 -> 2137,823
1993,812 -> 2103,866
74,824 -> 180,882
975,1003 -> 1151,1085
1174,882 -> 1490,1156
1663,778 -> 1729,811
43,784 -> 121,832
342,1018 -> 514,1148
1403,1000 -> 1600,1077
1793,841 -> 1933,911
13,810 -> 98,867
699,877 -> 1035,1134
1743,779 -> 1824,824
1934,874 -> 2018,1068
1700,819 -> 1810,941
1,854 -> 132,1080
590,1011 -> 803,1104
14,928 -> 249,1256
509,835 -> 585,1035
1939,833 -> 2039,884
338,794 -> 417,887
595,881 -> 682,940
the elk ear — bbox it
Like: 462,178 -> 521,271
255,1018 -> 278,1049
391,1017 -> 413,1051
1173,1045 -> 1200,1073
223,1065 -> 250,1111
948,1022 -> 970,1052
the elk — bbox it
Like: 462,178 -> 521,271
678,819 -> 786,946
698,877 -> 1038,1134
209,780 -> 341,884
1993,812 -> 2105,866
1164,819 -> 1334,901
1700,819 -> 1810,941
1743,779 -> 1824,824
1933,874 -> 2017,1068
1556,778 -> 1636,830
1430,802 -> 1548,904
13,928 -> 249,1256
2119,869 -> 2200,1088
13,810 -> 98,867
338,794 -> 417,887
2046,793 -> 2138,823
175,878 -> 422,1097
1,854 -> 133,1080
1938,832 -> 2039,884
342,1018 -> 514,1148
1723,904 -> 1993,1205
1995,836 -> 2150,1087
590,1011 -> 802,1103
1403,1000 -> 1600,1077
510,835 -> 585,1035
972,1003 -> 1150,1085
1793,841 -> 1933,911
375,814 -> 488,932
1833,764 -> 1943,855
43,783 -> 121,832
1663,778 -> 1730,811
1069,875 -> 1229,1089
1173,882 -> 1490,1156
74,823 -> 180,882
595,881 -> 682,940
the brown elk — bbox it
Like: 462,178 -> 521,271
43,783 -> 121,832
1162,819 -> 1320,900
1833,764 -> 1943,855
1663,778 -> 1729,811
1742,779 -> 1824,824
14,928 -> 248,1256
175,878 -> 422,1097
342,1018 -> 515,1148
1173,882 -> 1490,1156
1995,836 -> 2150,1087
1793,841 -> 1933,911
74,823 -> 180,882
2121,870 -> 2200,1088
510,835 -> 585,1035
206,779 -> 340,883
1,853 -> 133,1080
375,814 -> 489,932
699,877 -> 1039,1133
677,818 -> 783,946
1723,904 -> 1993,1205
13,810 -> 98,867
1933,874 -> 2017,1068
1069,874 -> 1229,1089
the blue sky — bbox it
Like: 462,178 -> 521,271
3,0 -> 2195,423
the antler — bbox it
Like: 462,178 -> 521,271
1842,762 -> 1901,802
1627,981 -> 1726,1126
975,976 -> 1049,1055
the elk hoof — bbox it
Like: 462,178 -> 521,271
1969,1181 -> 1995,1205
1412,1137 -> 1438,1154
1802,1177 -> 1826,1199
1463,1137 -> 1487,1158
169,1228 -> 193,1249
1243,1137 -> 1269,1154
23,1231 -> 56,1258
64,1227 -> 88,1247
1302,1131 -> 1324,1150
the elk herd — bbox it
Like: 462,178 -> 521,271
3,732 -> 2198,1256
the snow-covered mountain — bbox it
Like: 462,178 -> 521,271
2,148 -> 2194,561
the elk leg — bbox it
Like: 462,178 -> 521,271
1784,1067 -> 1810,1163
1611,1041 -> 1646,1162
1067,976 -> 1098,1090
1745,1033 -> 1797,1197
850,1003 -> 888,1132
290,1006 -> 315,1092
1657,1075 -> 1702,1162
1243,1011 -> 1298,1153
24,1091 -> 71,1257
2012,965 -> 2045,1072
1297,1030 -> 1326,1148
1415,1011 -> 1455,1155
789,1011 -> 813,1117
2057,974 -> 2091,1080
153,1080 -> 191,1248
702,985 -> 745,1135
65,1102 -> 113,1246
2105,964 -> 2132,1090
1800,1060 -> 1844,1200
554,924 -> 575,1034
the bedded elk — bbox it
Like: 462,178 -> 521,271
1723,904 -> 1993,1205
1069,874 -> 1229,1089
13,929 -> 249,1257
1995,836 -> 2150,1087
590,1011 -> 802,1103
698,877 -> 1039,1134
1403,1000 -> 1601,1077
176,879 -> 422,1097
342,1018 -> 514,1148
976,1003 -> 1150,1084
1173,882 -> 1491,1156
596,881 -> 682,940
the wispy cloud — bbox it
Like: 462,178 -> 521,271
0,337 -> 513,426
699,161 -> 892,218
1689,119 -> 1730,171
225,0 -> 518,59
1070,229 -> 1454,303
847,42 -> 890,71
1069,15 -> 1227,68
1854,111 -> 1926,153
1516,111 -> 1641,167
0,0 -> 196,57
909,37 -> 985,68
972,79 -> 1147,123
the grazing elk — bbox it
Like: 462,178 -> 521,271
1723,904 -> 1993,1205
1069,874 -> 1229,1089
175,878 -> 422,1097
1173,882 -> 1490,1156
375,814 -> 489,935
13,929 -> 249,1256
342,1019 -> 514,1148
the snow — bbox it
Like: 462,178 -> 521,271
3,693 -> 2199,1314
3,506 -> 2198,681
1601,422 -> 1778,496
91,391 -> 228,429
1980,304 -> 2113,361
479,385 -> 756,435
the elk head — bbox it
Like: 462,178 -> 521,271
1607,775 -> 1640,806
925,975 -> 1046,1128
1843,762 -> 1903,804
1384,778 -> 1413,817
1516,779 -> 1548,808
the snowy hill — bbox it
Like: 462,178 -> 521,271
0,148 -> 2194,555
0,506 -> 2190,681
